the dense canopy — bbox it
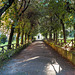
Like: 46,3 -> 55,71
0,0 -> 75,48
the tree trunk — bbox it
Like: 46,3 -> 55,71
32,36 -> 33,40
45,33 -> 47,39
54,33 -> 55,41
30,36 -> 32,41
60,19 -> 66,43
8,25 -> 14,49
74,24 -> 75,41
56,31 -> 57,44
25,33 -> 27,44
49,32 -> 52,40
27,34 -> 30,43
21,30 -> 24,45
16,28 -> 20,47
0,0 -> 14,17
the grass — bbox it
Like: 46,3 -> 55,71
0,39 -> 22,46
0,39 -> 29,53
0,40 -> 16,46
58,37 -> 74,43
59,37 -> 74,40
0,40 -> 19,53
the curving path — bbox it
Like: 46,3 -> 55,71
0,41 -> 75,75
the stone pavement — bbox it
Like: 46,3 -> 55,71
0,41 -> 75,75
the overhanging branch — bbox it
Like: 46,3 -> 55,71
19,0 -> 30,17
0,0 -> 14,17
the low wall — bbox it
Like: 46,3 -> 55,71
44,40 -> 75,65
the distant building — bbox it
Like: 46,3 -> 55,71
34,33 -> 44,40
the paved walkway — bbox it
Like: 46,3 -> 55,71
0,41 -> 75,75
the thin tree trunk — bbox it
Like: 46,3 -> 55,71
49,32 -> 52,40
60,19 -> 66,43
31,36 -> 32,41
54,33 -> 55,41
0,0 -> 14,17
16,28 -> 20,47
31,36 -> 34,42
27,34 -> 30,43
45,33 -> 47,39
28,34 -> 30,43
56,31 -> 57,44
74,24 -> 75,41
8,25 -> 14,49
21,30 -> 24,45
32,36 -> 33,41
25,33 -> 27,44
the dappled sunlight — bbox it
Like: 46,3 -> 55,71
45,47 -> 48,49
0,0 -> 75,74
4,56 -> 40,74
62,41 -> 73,51
45,62 -> 62,75
37,44 -> 44,47
30,49 -> 33,50
19,56 -> 40,63
32,42 -> 38,45
0,41 -> 75,75
32,41 -> 43,45
41,46 -> 44,48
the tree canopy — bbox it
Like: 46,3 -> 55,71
0,0 -> 75,47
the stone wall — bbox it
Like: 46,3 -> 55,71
44,40 -> 75,65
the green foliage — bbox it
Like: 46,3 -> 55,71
0,42 -> 31,67
0,0 -> 75,45
0,34 -> 7,44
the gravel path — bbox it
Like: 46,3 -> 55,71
0,41 -> 75,75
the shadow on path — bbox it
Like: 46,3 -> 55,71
0,41 -> 75,75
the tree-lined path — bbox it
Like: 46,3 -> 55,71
0,41 -> 75,75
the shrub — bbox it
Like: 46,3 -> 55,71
0,42 -> 31,67
0,34 -> 7,44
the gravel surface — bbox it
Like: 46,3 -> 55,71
0,41 -> 75,75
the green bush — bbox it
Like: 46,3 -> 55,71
0,34 -> 7,44
0,42 -> 31,67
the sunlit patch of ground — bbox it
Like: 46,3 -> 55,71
0,41 -> 75,75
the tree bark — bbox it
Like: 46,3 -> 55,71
30,36 -> 32,41
27,34 -> 30,43
49,32 -> 52,40
45,33 -> 47,39
74,24 -> 75,41
60,19 -> 66,43
25,33 -> 27,44
19,0 -> 30,16
21,30 -> 24,45
32,36 -> 33,41
54,33 -> 56,41
56,31 -> 57,44
16,28 -> 20,47
0,0 -> 14,17
8,25 -> 14,49
7,0 -> 30,49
